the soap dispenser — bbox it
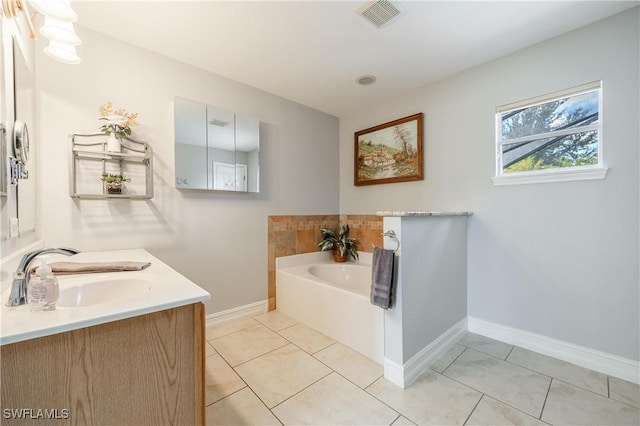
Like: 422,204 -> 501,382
27,260 -> 59,311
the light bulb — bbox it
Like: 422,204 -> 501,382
44,40 -> 81,64
28,0 -> 78,22
40,16 -> 81,45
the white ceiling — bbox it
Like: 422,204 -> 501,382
73,1 -> 638,117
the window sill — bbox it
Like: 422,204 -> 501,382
492,166 -> 608,186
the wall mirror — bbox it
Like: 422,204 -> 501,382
0,32 -> 7,243
1,34 -> 37,252
174,97 -> 259,193
12,37 -> 37,236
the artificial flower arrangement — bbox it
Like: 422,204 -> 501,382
98,101 -> 138,140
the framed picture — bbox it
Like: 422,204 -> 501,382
354,113 -> 423,186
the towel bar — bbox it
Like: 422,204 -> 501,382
372,230 -> 400,253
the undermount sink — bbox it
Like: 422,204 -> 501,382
57,275 -> 153,308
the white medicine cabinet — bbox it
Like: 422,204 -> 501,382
174,97 -> 260,193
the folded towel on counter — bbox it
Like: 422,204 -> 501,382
370,247 -> 395,309
31,261 -> 151,275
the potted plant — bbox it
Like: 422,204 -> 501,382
98,101 -> 138,152
101,173 -> 131,194
318,224 -> 358,263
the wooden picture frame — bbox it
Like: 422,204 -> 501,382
354,113 -> 423,186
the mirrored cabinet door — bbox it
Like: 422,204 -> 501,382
207,105 -> 236,191
174,97 -> 260,193
174,97 -> 207,190
236,114 -> 260,193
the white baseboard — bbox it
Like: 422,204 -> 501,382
384,318 -> 467,388
468,316 -> 640,385
206,300 -> 268,327
383,358 -> 405,388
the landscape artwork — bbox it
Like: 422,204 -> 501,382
354,113 -> 423,186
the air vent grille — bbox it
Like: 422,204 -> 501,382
357,0 -> 402,29
208,119 -> 230,127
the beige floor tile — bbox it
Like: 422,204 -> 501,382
542,380 -> 640,425
204,313 -> 640,426
278,323 -> 335,354
367,370 -> 481,425
205,317 -> 259,340
314,343 -> 383,389
211,324 -> 288,366
254,310 -> 298,331
205,387 -> 280,426
431,344 -> 466,373
272,372 -> 398,425
235,344 -> 331,408
205,341 -> 216,357
507,347 -> 608,396
457,332 -> 513,360
444,348 -> 550,418
391,415 -> 417,425
205,354 -> 246,405
466,395 -> 547,425
610,376 -> 640,408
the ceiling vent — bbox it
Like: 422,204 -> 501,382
356,0 -> 403,29
208,119 -> 230,127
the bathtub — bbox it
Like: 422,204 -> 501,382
276,251 -> 384,363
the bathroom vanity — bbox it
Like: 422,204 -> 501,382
0,249 -> 210,425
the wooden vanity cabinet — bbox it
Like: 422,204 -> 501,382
0,303 -> 205,425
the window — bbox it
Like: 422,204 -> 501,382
494,81 -> 607,185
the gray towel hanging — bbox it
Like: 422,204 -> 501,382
370,247 -> 395,309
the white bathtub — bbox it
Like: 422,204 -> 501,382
276,252 -> 384,363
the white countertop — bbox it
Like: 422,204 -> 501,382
376,210 -> 472,217
0,249 -> 210,345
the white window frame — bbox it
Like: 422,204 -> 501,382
493,81 -> 607,186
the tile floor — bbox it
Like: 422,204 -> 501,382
204,311 -> 640,425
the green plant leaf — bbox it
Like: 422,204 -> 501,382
101,173 -> 131,183
319,224 -> 358,259
318,240 -> 335,251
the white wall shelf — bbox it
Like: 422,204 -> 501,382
69,133 -> 154,200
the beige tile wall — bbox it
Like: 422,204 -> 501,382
267,214 -> 383,311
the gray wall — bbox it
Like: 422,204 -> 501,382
36,26 -> 339,314
383,216 -> 468,365
401,217 -> 468,362
340,8 -> 639,361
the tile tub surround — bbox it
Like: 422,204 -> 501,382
204,312 -> 640,425
267,214 -> 382,310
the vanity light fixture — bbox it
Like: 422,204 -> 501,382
28,0 -> 77,22
0,0 -> 81,64
44,40 -> 80,64
40,16 -> 81,45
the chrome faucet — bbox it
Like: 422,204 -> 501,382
6,247 -> 80,307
